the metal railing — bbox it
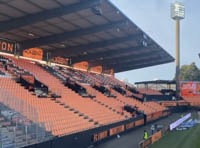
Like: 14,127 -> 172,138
0,88 -> 54,148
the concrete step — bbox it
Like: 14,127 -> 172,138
16,130 -> 23,136
1,143 -> 15,148
0,121 -> 11,127
1,132 -> 14,138
0,127 -> 15,132
1,138 -> 14,145
27,138 -> 38,145
15,137 -> 24,143
15,141 -> 27,147
0,117 -> 4,121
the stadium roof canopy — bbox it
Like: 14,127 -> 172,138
135,80 -> 176,85
0,0 -> 174,73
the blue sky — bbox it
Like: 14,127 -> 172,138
111,0 -> 200,84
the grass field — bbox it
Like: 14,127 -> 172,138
149,124 -> 200,148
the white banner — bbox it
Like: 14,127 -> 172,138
170,113 -> 191,131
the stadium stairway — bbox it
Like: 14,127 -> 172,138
36,64 -> 130,122
0,76 -> 96,136
110,88 -> 159,115
108,77 -> 167,116
0,56 -> 52,98
10,57 -> 127,126
90,73 -> 117,85
46,65 -> 135,119
54,66 -> 96,85
92,85 -> 114,97
112,86 -> 127,96
0,105 -> 40,148
83,85 -> 132,119
111,89 -> 168,121
111,85 -> 142,100
107,76 -> 144,99
48,67 -> 134,119
0,55 -> 169,137
38,64 -> 88,96
125,88 -> 144,100
51,67 -> 92,98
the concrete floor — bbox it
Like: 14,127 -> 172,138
94,113 -> 184,148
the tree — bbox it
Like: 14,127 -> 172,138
179,62 -> 200,81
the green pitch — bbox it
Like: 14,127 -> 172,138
149,124 -> 200,148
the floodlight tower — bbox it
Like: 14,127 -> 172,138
171,2 -> 185,97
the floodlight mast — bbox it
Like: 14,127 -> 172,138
171,2 -> 185,98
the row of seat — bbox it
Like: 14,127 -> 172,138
0,55 -> 168,137
137,88 -> 163,95
84,85 -> 132,118
20,57 -> 167,115
110,88 -> 166,115
0,77 -> 95,136
9,57 -> 127,125
183,96 -> 200,106
0,107 -> 39,148
53,66 -> 153,118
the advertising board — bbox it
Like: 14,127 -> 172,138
170,113 -> 191,131
0,38 -> 16,54
181,82 -> 200,96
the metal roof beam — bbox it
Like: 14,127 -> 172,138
52,33 -> 143,57
20,20 -> 127,49
89,51 -> 162,67
71,45 -> 144,63
113,58 -> 174,73
104,56 -> 161,69
0,0 -> 103,33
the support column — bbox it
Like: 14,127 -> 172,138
175,20 -> 180,97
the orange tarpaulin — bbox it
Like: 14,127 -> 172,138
151,131 -> 162,143
90,66 -> 103,74
73,61 -> 88,70
21,75 -> 35,84
153,112 -> 162,120
51,57 -> 69,65
93,131 -> 108,142
126,122 -> 135,129
135,119 -> 144,126
147,114 -> 153,122
109,125 -> 125,136
23,48 -> 43,60
104,69 -> 114,75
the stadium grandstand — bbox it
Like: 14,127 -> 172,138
0,0 -> 199,148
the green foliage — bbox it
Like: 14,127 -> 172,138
180,62 -> 200,81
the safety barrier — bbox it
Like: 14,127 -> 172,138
139,127 -> 168,148
93,118 -> 144,142
139,113 -> 192,148
170,113 -> 191,131
0,89 -> 53,148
